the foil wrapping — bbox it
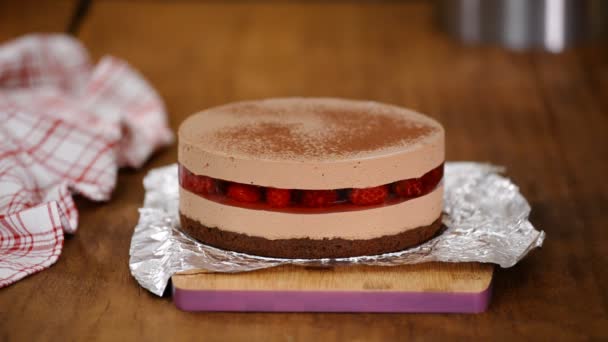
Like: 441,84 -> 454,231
129,162 -> 545,296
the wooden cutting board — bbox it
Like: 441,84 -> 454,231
172,262 -> 493,313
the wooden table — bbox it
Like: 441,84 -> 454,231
1,0 -> 607,340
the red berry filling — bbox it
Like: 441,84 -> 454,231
349,185 -> 389,205
301,190 -> 339,208
393,179 -> 424,198
421,165 -> 444,192
179,163 -> 443,212
226,184 -> 261,203
266,188 -> 291,208
179,166 -> 216,195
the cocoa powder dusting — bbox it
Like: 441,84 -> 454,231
209,106 -> 437,160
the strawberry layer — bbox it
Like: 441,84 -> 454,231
179,184 -> 443,240
178,163 -> 443,213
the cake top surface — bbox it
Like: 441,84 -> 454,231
179,98 -> 443,162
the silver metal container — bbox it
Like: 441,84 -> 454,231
437,0 -> 608,52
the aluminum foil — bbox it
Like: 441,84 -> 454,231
129,162 -> 545,296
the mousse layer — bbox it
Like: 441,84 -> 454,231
179,184 -> 443,240
178,98 -> 444,189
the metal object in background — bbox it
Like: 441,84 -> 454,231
437,0 -> 608,52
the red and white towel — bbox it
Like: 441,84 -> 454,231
0,34 -> 173,288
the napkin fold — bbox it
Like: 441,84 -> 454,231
0,34 -> 173,288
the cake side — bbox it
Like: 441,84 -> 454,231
176,98 -> 446,258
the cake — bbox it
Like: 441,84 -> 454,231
178,98 -> 444,259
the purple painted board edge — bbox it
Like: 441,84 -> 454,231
172,284 -> 492,313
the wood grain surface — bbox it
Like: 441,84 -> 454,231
173,263 -> 493,292
0,0 -> 77,42
1,0 -> 607,340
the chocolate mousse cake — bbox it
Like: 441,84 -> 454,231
178,98 -> 444,259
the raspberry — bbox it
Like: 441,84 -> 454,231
266,188 -> 291,208
190,176 -> 215,195
179,166 -> 215,195
393,179 -> 424,198
301,190 -> 338,207
227,183 -> 261,203
421,164 -> 444,191
348,185 -> 389,205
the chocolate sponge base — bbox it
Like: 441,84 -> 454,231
179,213 -> 444,259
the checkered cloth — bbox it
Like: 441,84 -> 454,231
0,34 -> 173,288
